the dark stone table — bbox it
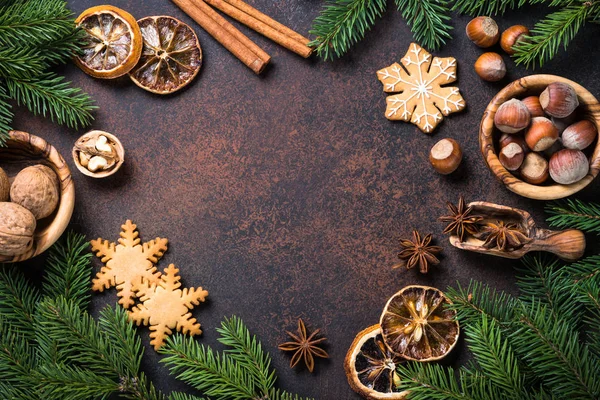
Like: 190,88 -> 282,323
16,1 -> 600,398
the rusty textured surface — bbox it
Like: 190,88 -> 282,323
13,1 -> 600,398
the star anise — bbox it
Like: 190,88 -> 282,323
439,196 -> 483,242
278,318 -> 328,373
475,220 -> 531,251
395,230 -> 442,274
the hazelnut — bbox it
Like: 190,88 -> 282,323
543,140 -> 564,158
10,165 -> 60,220
499,133 -> 528,153
499,142 -> 525,171
0,202 -> 36,256
552,112 -> 578,135
521,96 -> 544,118
494,99 -> 531,133
500,25 -> 529,55
0,167 -> 9,202
520,152 -> 549,185
549,149 -> 589,185
539,82 -> 579,118
466,16 -> 500,48
524,117 -> 559,151
429,138 -> 462,175
562,120 -> 597,150
474,52 -> 506,82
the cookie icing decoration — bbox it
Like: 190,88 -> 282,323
129,264 -> 209,350
90,220 -> 167,308
377,43 -> 466,133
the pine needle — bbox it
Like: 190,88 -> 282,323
395,0 -> 453,50
0,84 -> 13,145
546,199 -> 600,233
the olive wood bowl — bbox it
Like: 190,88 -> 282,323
480,74 -> 600,200
450,201 -> 585,262
0,131 -> 75,262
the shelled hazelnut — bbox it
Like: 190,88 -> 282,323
539,82 -> 579,118
500,25 -> 529,55
549,149 -> 589,184
521,96 -> 544,118
466,17 -> 499,48
73,130 -> 124,178
524,117 -> 558,152
474,52 -> 506,82
499,142 -> 524,171
429,138 -> 462,174
562,120 -> 597,150
494,99 -> 531,133
520,152 -> 549,184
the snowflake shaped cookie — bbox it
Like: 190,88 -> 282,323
90,220 -> 168,308
130,264 -> 209,350
377,43 -> 466,133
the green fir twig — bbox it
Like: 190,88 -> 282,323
546,199 -> 600,233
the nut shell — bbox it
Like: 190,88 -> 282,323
0,167 -> 9,202
474,52 -> 506,82
499,142 -> 524,171
521,96 -> 544,118
500,25 -> 529,55
539,82 -> 579,118
499,133 -> 528,153
429,138 -> 462,174
0,202 -> 36,256
524,117 -> 559,151
10,165 -> 60,220
520,152 -> 549,185
494,99 -> 531,134
466,17 -> 500,48
562,120 -> 597,150
549,149 -> 589,185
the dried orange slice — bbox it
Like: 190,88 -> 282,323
344,325 -> 408,400
380,286 -> 459,361
75,5 -> 143,79
129,16 -> 202,95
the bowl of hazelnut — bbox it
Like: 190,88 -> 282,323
480,74 -> 600,200
0,131 -> 75,262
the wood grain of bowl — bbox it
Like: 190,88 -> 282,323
0,131 -> 74,262
480,74 -> 600,200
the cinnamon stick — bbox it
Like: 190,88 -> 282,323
171,0 -> 270,74
222,0 -> 311,45
202,0 -> 313,58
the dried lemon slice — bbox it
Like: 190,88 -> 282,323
75,5 -> 143,79
380,285 -> 459,361
129,16 -> 202,95
344,325 -> 408,400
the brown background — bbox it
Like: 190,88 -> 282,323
15,1 -> 600,398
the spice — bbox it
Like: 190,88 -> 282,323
395,230 -> 442,274
439,196 -> 483,242
278,318 -> 328,373
475,220 -> 531,251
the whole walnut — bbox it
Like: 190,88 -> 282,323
0,202 -> 36,256
0,167 -> 9,202
10,165 -> 60,219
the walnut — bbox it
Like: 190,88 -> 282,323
0,167 -> 9,202
10,165 -> 59,219
0,202 -> 36,256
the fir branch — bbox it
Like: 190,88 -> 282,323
36,364 -> 120,400
98,306 -> 143,378
43,232 -> 93,310
546,199 -> 600,233
5,72 -> 95,129
168,393 -> 208,400
160,334 -> 258,400
450,0 -> 526,16
309,0 -> 387,60
217,316 -> 276,396
268,388 -> 313,400
395,0 -> 453,50
513,2 -> 599,68
0,319 -> 37,396
0,265 -> 41,338
0,83 -> 12,145
0,45 -> 46,79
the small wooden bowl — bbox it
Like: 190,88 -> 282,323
0,131 -> 75,262
480,74 -> 600,200
72,130 -> 125,178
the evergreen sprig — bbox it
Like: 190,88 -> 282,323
395,0 -> 453,51
545,199 -> 600,233
0,0 -> 95,144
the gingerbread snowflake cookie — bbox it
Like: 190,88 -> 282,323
130,264 -> 209,350
91,220 -> 167,308
377,43 -> 466,133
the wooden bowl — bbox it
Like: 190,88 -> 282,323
72,130 -> 125,178
0,131 -> 75,262
480,74 -> 600,200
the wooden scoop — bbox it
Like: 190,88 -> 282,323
449,201 -> 585,262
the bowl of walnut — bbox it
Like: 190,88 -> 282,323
0,131 -> 75,262
480,74 -> 600,200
